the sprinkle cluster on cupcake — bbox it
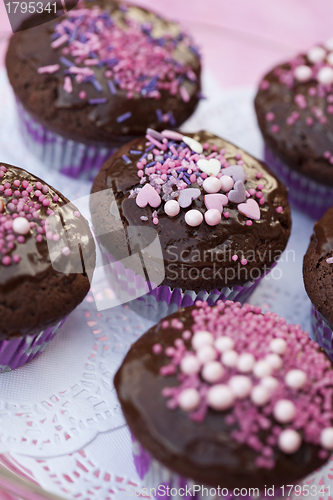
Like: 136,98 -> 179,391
154,300 -> 333,467
131,128 -> 283,252
0,164 -> 80,267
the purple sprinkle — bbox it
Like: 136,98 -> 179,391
107,80 -> 117,95
130,150 -> 142,155
117,111 -> 132,123
156,109 -> 163,122
168,112 -> 176,126
122,155 -> 131,164
89,98 -> 107,104
146,161 -> 156,168
60,56 -> 73,67
90,78 -> 103,92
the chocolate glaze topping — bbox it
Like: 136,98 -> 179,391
91,131 -> 291,292
6,0 -> 201,146
114,305 -> 325,490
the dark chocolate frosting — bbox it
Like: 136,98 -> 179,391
255,48 -> 333,186
303,206 -> 333,327
91,131 -> 291,292
0,163 -> 95,339
114,304 -> 326,490
6,0 -> 201,146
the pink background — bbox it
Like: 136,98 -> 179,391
0,0 -> 333,87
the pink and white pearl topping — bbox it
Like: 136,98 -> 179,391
261,39 -> 333,162
131,129 -> 276,244
155,300 -> 333,469
0,166 -> 78,266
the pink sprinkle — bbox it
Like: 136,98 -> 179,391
51,34 -> 69,49
152,343 -> 162,354
2,256 -> 11,266
162,320 -> 169,329
42,199 -> 50,207
12,254 -> 21,264
257,183 -> 264,190
153,217 -> 159,225
73,211 -> 81,218
35,234 -> 43,243
232,255 -> 238,261
271,124 -> 280,133
265,112 -> 275,122
38,64 -> 60,74
256,172 -> 263,179
13,180 -> 20,187
53,234 -> 60,241
241,258 -> 247,265
246,220 -> 253,226
62,246 -> 71,256
79,90 -> 87,100
259,197 -> 265,205
64,76 -> 73,93
256,192 -> 263,199
248,188 -> 256,196
53,195 -> 59,202
276,206 -> 283,213
179,85 -> 190,102
4,189 -> 12,196
224,212 -> 230,218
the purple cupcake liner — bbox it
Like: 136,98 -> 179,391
264,146 -> 333,220
131,434 -> 283,500
310,304 -> 333,361
0,318 -> 66,373
99,242 -> 276,322
15,99 -> 117,180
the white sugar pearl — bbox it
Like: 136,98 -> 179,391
180,355 -> 201,375
182,136 -> 203,154
185,209 -> 203,227
229,375 -> 252,399
265,353 -> 283,370
203,177 -> 221,194
221,350 -> 238,367
317,66 -> 333,85
269,338 -> 286,355
178,388 -> 200,412
307,46 -> 326,63
192,331 -> 214,350
215,336 -> 235,353
220,175 -> 234,192
237,353 -> 255,373
253,360 -> 273,378
294,65 -> 312,82
197,345 -> 217,364
202,361 -> 224,383
12,217 -> 31,235
285,369 -> 307,389
207,384 -> 235,411
320,427 -> 333,450
251,385 -> 271,406
328,52 -> 333,66
204,209 -> 221,226
261,376 -> 279,391
278,429 -> 302,454
273,400 -> 296,423
326,38 -> 333,51
164,200 -> 180,217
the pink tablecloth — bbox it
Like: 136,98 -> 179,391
0,0 -> 333,86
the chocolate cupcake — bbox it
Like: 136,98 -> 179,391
6,0 -> 201,179
115,300 -> 333,498
91,129 -> 291,320
0,162 -> 95,372
255,39 -> 333,219
303,206 -> 333,359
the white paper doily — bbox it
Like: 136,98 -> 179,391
0,67 -> 327,499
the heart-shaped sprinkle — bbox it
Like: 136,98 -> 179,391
136,183 -> 161,208
197,158 -> 221,176
178,188 -> 201,208
182,136 -> 203,154
204,194 -> 228,213
222,165 -> 245,183
228,180 -> 246,204
237,199 -> 260,220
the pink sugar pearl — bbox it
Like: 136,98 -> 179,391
320,428 -> 333,450
201,361 -> 224,383
185,209 -> 203,227
273,400 -> 296,423
12,217 -> 30,235
207,384 -> 235,411
180,355 -> 201,375
253,360 -> 273,378
285,369 -> 307,389
229,375 -> 252,399
164,200 -> 180,217
221,349 -> 238,368
278,429 -> 301,454
197,345 -> 217,364
192,331 -> 214,350
251,385 -> 270,406
178,388 -> 200,412
204,209 -> 221,226
220,175 -> 234,192
237,352 -> 255,373
214,336 -> 234,353
202,177 -> 221,194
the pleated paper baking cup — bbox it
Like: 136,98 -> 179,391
264,146 -> 333,220
99,242 -> 275,322
0,319 -> 66,373
15,99 -> 117,180
311,304 -> 333,361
